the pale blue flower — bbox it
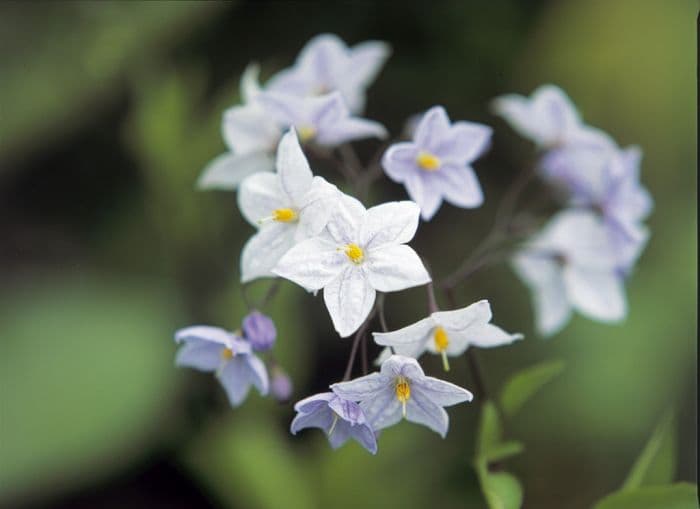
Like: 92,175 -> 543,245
257,91 -> 387,147
266,33 -> 391,113
242,310 -> 277,351
290,392 -> 378,454
175,325 -> 269,407
331,355 -> 472,437
381,106 -> 492,220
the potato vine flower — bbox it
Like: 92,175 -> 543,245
242,310 -> 277,351
174,326 -> 269,407
290,392 -> 378,454
381,106 -> 492,220
331,355 -> 472,437
257,91 -> 387,147
512,209 -> 627,336
266,33 -> 391,114
373,300 -> 522,371
237,128 -> 339,282
273,195 -> 431,337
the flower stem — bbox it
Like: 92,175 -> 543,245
342,304 -> 379,381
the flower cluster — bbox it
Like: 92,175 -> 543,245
173,35 -> 652,455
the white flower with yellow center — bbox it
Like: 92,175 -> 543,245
373,300 -> 523,371
273,195 -> 431,337
238,128 -> 338,283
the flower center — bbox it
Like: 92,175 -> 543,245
272,208 -> 298,222
416,151 -> 441,171
297,125 -> 317,142
395,376 -> 411,417
221,348 -> 234,360
433,326 -> 449,352
344,243 -> 364,264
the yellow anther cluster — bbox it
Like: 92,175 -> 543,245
344,243 -> 364,264
433,326 -> 449,352
221,348 -> 234,360
297,125 -> 317,142
416,151 -> 441,171
395,376 -> 411,417
273,208 -> 298,222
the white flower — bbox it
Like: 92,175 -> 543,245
198,64 -> 282,190
512,209 -> 627,336
273,196 -> 431,337
237,128 -> 338,283
372,300 -> 522,371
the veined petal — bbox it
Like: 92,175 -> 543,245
435,121 -> 492,163
432,163 -> 484,209
454,323 -> 523,352
245,353 -> 270,395
563,266 -> 627,322
327,421 -> 353,449
218,358 -> 253,407
237,172 -> 287,227
323,266 -> 376,337
293,391 -> 335,413
290,406 -> 334,434
349,423 -> 378,454
296,176 -> 339,240
325,193 -> 366,245
379,354 -> 425,379
277,129 -> 314,204
197,151 -> 275,191
372,316 -> 434,358
432,300 -> 492,333
240,224 -> 296,283
315,117 -> 388,146
414,377 -> 474,407
365,244 -> 431,293
405,392 -> 450,437
331,372 -> 387,401
360,386 -> 403,431
174,325 -> 233,346
273,236 -> 346,291
360,201 -> 421,250
175,341 -> 223,372
415,106 -> 451,152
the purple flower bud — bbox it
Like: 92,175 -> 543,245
270,369 -> 293,403
242,311 -> 277,351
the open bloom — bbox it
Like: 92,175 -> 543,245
373,300 -> 522,371
492,84 -> 613,151
331,355 -> 472,437
381,106 -> 492,220
512,209 -> 627,336
266,33 -> 390,113
238,128 -> 338,282
175,325 -> 268,407
257,91 -> 387,147
198,64 -> 282,190
273,196 -> 431,337
290,392 -> 377,454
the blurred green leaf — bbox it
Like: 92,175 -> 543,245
483,441 -> 525,464
622,409 -> 677,490
476,401 -> 503,458
478,469 -> 524,509
499,360 -> 564,418
0,274 -> 179,504
593,483 -> 698,509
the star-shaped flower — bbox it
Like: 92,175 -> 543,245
273,195 -> 431,337
372,300 -> 522,371
492,84 -> 614,151
266,33 -> 391,113
512,209 -> 627,336
381,106 -> 492,220
331,355 -> 472,437
237,128 -> 338,283
257,91 -> 387,147
198,64 -> 282,190
175,325 -> 269,407
290,392 -> 377,454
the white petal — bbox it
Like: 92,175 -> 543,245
240,224 -> 295,283
373,346 -> 393,367
563,266 -> 627,322
360,201 -> 421,250
277,129 -> 314,204
365,244 -> 431,292
456,323 -> 523,352
360,386 -> 403,431
432,300 -> 492,333
380,354 -> 425,379
405,393 -> 450,437
174,325 -> 232,346
414,377 -> 473,407
197,151 -> 274,191
222,103 -> 280,155
331,372 -> 387,400
325,192 -> 366,245
240,62 -> 262,103
237,172 -> 287,227
273,236 -> 346,291
372,316 -> 434,358
323,266 -> 376,337
544,210 -> 618,270
296,176 -> 339,240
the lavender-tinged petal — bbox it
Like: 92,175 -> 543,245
218,358 -> 253,407
222,104 -> 281,155
293,392 -> 336,413
323,266 -> 376,337
327,420 -> 353,449
240,223 -> 296,283
277,129 -> 313,204
257,92 -> 309,127
244,353 -> 270,395
365,244 -> 431,292
414,106 -> 451,151
350,423 -> 379,454
175,341 -> 224,372
372,316 -> 434,358
458,323 -> 523,351
175,326 -> 233,346
360,386 -> 403,430
563,266 -> 627,323
432,163 -> 484,209
435,122 -> 492,163
379,355 -> 425,379
242,311 -> 277,351
331,372 -> 387,401
328,396 -> 366,425
315,117 -> 388,146
381,142 -> 419,182
290,406 -> 335,434
273,236 -> 346,291
360,201 -> 420,250
237,171 -> 287,228
309,92 -> 348,126
405,393 -> 450,437
413,377 -> 474,407
409,173 -> 444,221
198,151 -> 275,191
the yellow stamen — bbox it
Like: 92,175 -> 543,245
434,326 -> 450,371
272,208 -> 298,222
344,243 -> 364,264
395,376 -> 411,417
416,151 -> 441,171
297,125 -> 317,142
221,348 -> 234,360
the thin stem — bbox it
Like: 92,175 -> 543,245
342,305 -> 378,381
258,279 -> 282,310
361,334 -> 368,375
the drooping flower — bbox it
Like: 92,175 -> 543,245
290,392 -> 378,454
198,64 -> 282,190
512,209 -> 627,336
273,195 -> 431,337
266,33 -> 391,113
373,300 -> 522,371
331,355 -> 472,437
257,91 -> 387,147
270,367 -> 294,403
237,128 -> 339,283
491,84 -> 614,151
174,325 -> 269,407
242,310 -> 277,351
381,106 -> 492,220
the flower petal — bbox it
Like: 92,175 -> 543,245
414,377 -> 474,407
293,391 -> 335,413
432,300 -> 492,333
432,163 -> 484,209
404,172 -> 443,221
349,423 -> 378,454
360,386 -> 403,431
244,353 -> 269,395
365,244 -> 431,292
414,106 -> 451,151
296,176 -> 339,240
458,323 -> 523,351
371,316 -> 434,358
273,236 -> 346,291
331,372 -> 387,401
325,192 -> 366,245
379,354 -> 425,379
217,358 -> 253,407
277,128 -> 314,204
406,392 -> 450,437
240,224 -> 296,283
197,151 -> 275,191
175,341 -> 223,372
435,121 -> 492,163
237,171 -> 287,227
323,267 -> 376,337
360,201 -> 420,250
222,104 -> 280,155
381,142 -> 418,182
174,325 -> 233,346
563,266 -> 627,322
290,406 -> 334,435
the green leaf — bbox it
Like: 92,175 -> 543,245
593,483 -> 698,509
622,409 -> 677,490
477,465 -> 524,509
476,401 -> 503,458
500,360 -> 565,418
483,441 -> 525,463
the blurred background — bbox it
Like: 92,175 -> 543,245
0,1 -> 696,508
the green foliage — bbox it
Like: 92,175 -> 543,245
499,360 -> 565,418
622,409 -> 677,490
478,469 -> 524,509
593,483 -> 698,509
